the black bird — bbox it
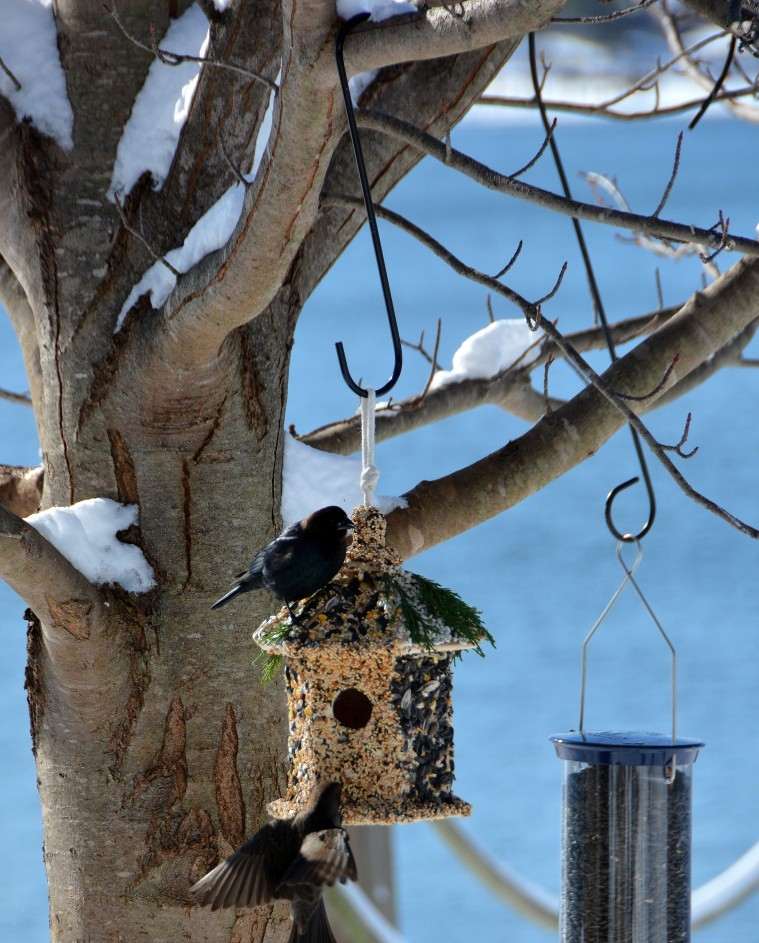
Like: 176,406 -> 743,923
190,781 -> 357,943
211,506 -> 354,616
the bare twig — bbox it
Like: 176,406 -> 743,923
114,195 -> 180,276
655,268 -> 664,310
700,210 -> 730,264
323,193 -> 547,323
652,132 -> 683,217
611,354 -> 680,401
106,1 -> 278,92
0,54 -> 21,92
493,241 -> 523,279
485,294 -> 496,323
420,319 -> 443,400
536,317 -> 759,539
357,110 -> 759,256
553,0 -> 657,24
0,388 -> 32,407
477,85 -> 759,122
543,354 -> 555,415
218,133 -> 251,188
689,36 -> 737,130
508,119 -> 557,180
661,411 -> 698,458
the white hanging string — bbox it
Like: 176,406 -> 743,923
360,388 -> 380,507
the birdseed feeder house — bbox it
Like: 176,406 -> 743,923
254,506 -> 490,826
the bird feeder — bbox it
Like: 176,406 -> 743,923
551,545 -> 704,943
255,506 -> 488,826
551,732 -> 703,943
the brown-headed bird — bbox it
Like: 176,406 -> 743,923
190,781 -> 357,943
211,506 -> 354,617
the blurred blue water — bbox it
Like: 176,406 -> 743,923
2,115 -> 758,940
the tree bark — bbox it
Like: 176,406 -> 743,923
0,2 -> 565,940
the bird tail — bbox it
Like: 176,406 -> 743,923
210,583 -> 245,610
288,899 -> 336,943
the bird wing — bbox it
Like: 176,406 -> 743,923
233,548 -> 266,582
275,828 -> 357,892
261,536 -> 298,583
190,823 -> 290,911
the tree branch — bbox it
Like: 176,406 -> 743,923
385,257 -> 759,558
357,110 -> 759,256
146,1 -> 567,366
341,0 -> 564,75
0,505 -> 102,620
476,85 -> 759,121
0,465 -> 43,517
299,307 -> 678,454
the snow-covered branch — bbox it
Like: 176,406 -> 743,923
0,505 -> 102,623
300,307 -> 679,455
385,257 -> 759,558
340,0 -> 563,75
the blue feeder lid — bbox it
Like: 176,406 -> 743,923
551,731 -> 704,767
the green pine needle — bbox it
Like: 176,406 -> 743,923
387,572 -> 494,656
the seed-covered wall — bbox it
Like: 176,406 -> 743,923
259,506 -> 478,825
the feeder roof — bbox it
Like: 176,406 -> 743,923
551,731 -> 704,766
254,569 -> 482,657
254,506 -> 490,658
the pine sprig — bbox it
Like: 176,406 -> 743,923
388,572 -> 494,656
254,622 -> 290,683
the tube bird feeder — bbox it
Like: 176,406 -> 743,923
551,732 -> 703,942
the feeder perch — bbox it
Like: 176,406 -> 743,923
255,506 -> 486,826
551,732 -> 704,943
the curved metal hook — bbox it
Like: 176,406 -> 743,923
334,14 -> 403,398
604,427 -> 657,542
528,34 -> 657,543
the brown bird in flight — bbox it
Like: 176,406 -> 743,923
190,781 -> 357,943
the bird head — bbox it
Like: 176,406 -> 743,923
304,506 -> 355,545
305,781 -> 344,830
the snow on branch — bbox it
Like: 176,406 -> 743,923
384,258 -> 759,559
108,4 -> 210,199
25,499 -> 155,593
0,0 -> 74,150
282,435 -> 405,527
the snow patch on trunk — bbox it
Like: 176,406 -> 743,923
108,4 -> 209,199
337,0 -> 416,21
0,0 -> 74,150
430,319 -> 542,391
26,499 -> 156,593
282,435 -> 406,527
114,73 -> 277,330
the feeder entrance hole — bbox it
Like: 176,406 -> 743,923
332,688 -> 373,729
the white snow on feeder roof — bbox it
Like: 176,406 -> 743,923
25,498 -> 156,593
108,3 -> 209,199
429,318 -> 542,391
0,0 -> 74,150
282,434 -> 406,528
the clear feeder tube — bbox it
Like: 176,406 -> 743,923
551,733 -> 703,943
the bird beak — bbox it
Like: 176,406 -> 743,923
340,521 -> 355,532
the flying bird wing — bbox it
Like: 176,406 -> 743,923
190,822 -> 292,911
276,829 -> 357,892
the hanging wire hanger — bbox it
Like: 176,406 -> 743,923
528,34 -> 655,542
334,14 -> 403,398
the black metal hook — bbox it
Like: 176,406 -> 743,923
528,32 -> 656,542
334,14 -> 403,398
